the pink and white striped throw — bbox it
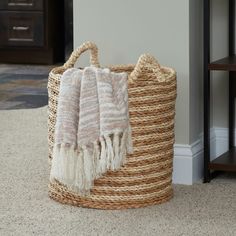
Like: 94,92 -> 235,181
50,66 -> 133,195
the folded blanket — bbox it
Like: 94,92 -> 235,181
50,66 -> 133,195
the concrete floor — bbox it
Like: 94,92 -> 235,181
0,64 -> 54,110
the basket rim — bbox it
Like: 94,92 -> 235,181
49,64 -> 176,82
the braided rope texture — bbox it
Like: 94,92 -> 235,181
47,42 -> 177,209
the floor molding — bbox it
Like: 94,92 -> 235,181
173,127 -> 231,185
213,127 -> 230,159
173,140 -> 203,185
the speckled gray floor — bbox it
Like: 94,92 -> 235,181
0,107 -> 236,236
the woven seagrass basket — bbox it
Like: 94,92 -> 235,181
47,42 -> 177,210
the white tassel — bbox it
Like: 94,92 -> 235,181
112,132 -> 120,170
98,136 -> 107,174
120,130 -> 128,166
59,144 -> 68,185
65,144 -> 77,185
93,140 -> 101,178
50,144 -> 61,181
50,144 -> 77,184
82,145 -> 93,193
127,125 -> 133,154
74,148 -> 84,193
104,135 -> 114,170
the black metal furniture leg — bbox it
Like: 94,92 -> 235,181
203,0 -> 211,183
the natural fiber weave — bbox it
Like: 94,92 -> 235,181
47,42 -> 177,209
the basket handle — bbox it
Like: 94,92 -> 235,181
129,54 -> 164,82
63,41 -> 100,69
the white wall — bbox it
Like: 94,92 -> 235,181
73,0 -> 190,145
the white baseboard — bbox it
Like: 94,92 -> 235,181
173,127 -> 231,185
213,127 -> 230,159
173,140 -> 203,185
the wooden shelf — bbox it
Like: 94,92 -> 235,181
208,55 -> 236,71
209,147 -> 236,171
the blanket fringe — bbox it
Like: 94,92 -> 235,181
99,136 -> 107,175
113,132 -> 120,170
50,129 -> 132,195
